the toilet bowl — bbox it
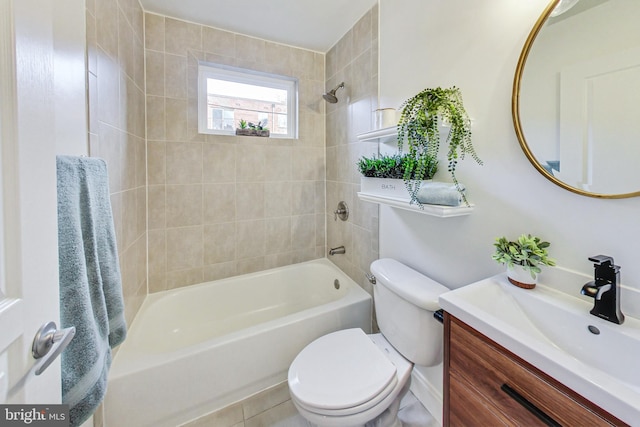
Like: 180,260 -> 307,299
288,259 -> 449,427
288,329 -> 412,427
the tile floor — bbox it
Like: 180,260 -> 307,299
182,381 -> 439,427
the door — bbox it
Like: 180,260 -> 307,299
559,47 -> 640,194
1,0 -> 85,405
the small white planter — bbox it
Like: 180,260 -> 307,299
360,178 -> 430,200
506,264 -> 537,289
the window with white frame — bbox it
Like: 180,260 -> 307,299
198,63 -> 298,138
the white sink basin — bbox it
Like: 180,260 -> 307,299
439,274 -> 640,425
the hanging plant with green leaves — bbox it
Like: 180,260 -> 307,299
397,86 -> 482,206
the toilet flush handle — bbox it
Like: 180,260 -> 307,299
366,273 -> 376,285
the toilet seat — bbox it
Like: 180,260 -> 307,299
288,328 -> 404,416
292,374 -> 398,417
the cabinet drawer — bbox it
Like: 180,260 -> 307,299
449,370 -> 530,427
449,318 -> 617,426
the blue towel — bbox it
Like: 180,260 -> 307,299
416,182 -> 466,206
56,156 -> 127,427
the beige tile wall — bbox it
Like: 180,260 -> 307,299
326,5 -> 380,294
144,13 -> 326,292
87,0 -> 147,324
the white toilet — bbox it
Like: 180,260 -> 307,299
288,258 -> 449,427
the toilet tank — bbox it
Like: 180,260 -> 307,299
370,258 -> 449,366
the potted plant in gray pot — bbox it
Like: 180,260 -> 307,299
492,234 -> 556,289
397,86 -> 482,206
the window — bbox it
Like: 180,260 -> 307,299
208,107 -> 234,131
198,63 -> 298,138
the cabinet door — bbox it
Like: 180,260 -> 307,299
449,371 -> 518,427
445,315 -> 625,427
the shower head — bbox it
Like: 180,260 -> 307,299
323,82 -> 345,103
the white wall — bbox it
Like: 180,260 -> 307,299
378,0 -> 640,302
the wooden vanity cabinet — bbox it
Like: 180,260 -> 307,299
443,313 -> 627,427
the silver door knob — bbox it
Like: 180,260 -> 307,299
32,321 -> 75,376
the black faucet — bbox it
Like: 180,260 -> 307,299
581,255 -> 624,324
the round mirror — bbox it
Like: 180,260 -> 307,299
513,0 -> 640,198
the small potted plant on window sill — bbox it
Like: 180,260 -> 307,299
235,119 -> 270,137
492,234 -> 556,289
397,86 -> 482,207
357,153 -> 438,199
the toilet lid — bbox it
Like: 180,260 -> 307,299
288,328 -> 397,410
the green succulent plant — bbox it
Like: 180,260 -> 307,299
248,119 -> 268,131
357,153 -> 438,180
492,234 -> 556,278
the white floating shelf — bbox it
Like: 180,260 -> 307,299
357,192 -> 474,217
356,126 -> 398,143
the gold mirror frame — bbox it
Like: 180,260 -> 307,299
512,0 -> 640,199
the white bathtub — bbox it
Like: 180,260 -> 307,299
104,259 -> 372,427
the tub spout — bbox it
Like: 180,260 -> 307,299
329,246 -> 345,256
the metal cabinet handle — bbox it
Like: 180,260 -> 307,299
500,384 -> 561,427
32,321 -> 75,376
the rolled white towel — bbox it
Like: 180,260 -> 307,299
419,181 -> 465,191
416,182 -> 465,206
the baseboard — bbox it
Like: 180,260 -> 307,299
410,369 -> 443,426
